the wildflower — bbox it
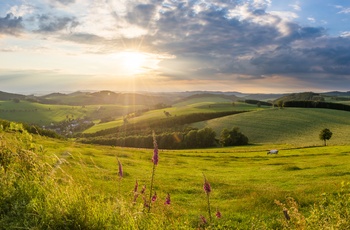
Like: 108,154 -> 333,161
200,215 -> 207,224
216,210 -> 222,218
134,179 -> 138,193
133,193 -> 139,204
202,173 -> 212,222
164,193 -> 171,205
152,192 -> 157,202
117,157 -> 123,178
143,199 -> 149,208
148,131 -> 158,212
141,185 -> 146,194
203,174 -> 211,194
132,180 -> 139,203
152,133 -> 159,165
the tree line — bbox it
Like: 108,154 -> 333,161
78,111 -> 246,138
79,126 -> 249,149
0,119 -> 62,139
282,101 -> 350,112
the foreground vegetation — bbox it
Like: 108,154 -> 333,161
2,123 -> 350,229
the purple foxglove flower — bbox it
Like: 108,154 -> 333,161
203,175 -> 211,194
152,192 -> 157,202
134,180 -> 138,193
164,193 -> 171,205
152,135 -> 159,165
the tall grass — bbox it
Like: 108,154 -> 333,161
2,122 -> 350,229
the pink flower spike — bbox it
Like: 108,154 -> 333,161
203,174 -> 211,194
134,180 -> 138,193
152,192 -> 157,202
117,158 -> 123,178
164,193 -> 171,205
216,210 -> 222,218
141,185 -> 146,194
152,133 -> 159,165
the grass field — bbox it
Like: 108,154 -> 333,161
193,107 -> 350,146
2,120 -> 350,229
83,100 -> 263,133
0,100 -> 145,126
46,138 -> 350,228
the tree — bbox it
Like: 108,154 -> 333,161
184,127 -> 216,148
220,127 -> 248,146
319,128 -> 332,146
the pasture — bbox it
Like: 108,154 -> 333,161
50,139 -> 350,228
0,100 -> 144,126
2,119 -> 350,228
193,107 -> 350,146
83,99 -> 263,133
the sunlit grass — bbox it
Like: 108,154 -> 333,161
194,107 -> 350,146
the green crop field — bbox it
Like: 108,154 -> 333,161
193,107 -> 350,147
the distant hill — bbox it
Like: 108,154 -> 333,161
274,92 -> 325,103
37,91 -> 175,106
322,91 -> 350,97
174,93 -> 239,105
0,91 -> 27,100
243,93 -> 286,101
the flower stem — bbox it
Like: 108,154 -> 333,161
207,192 -> 212,222
148,163 -> 156,212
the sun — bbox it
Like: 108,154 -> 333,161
117,51 -> 148,75
106,50 -> 160,77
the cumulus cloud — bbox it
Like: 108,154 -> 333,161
0,13 -> 24,36
34,14 -> 79,33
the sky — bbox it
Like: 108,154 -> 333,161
1,0 -> 350,94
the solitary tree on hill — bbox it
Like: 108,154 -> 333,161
319,128 -> 332,146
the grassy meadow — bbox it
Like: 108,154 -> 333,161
193,107 -> 350,146
83,99 -> 263,134
0,100 -> 145,126
2,92 -> 350,229
2,123 -> 350,229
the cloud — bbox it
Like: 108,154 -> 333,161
55,0 -> 76,5
34,14 -> 79,33
289,3 -> 301,11
1,0 -> 350,92
337,7 -> 350,14
0,13 -> 24,36
250,37 -> 350,77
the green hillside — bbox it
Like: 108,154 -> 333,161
0,100 -> 143,126
2,123 -> 350,229
193,108 -> 350,146
83,99 -> 260,134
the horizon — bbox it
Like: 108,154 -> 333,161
1,0 -> 350,93
1,89 -> 349,97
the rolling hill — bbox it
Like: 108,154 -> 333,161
193,107 -> 350,146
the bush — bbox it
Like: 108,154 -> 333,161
219,127 -> 249,146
